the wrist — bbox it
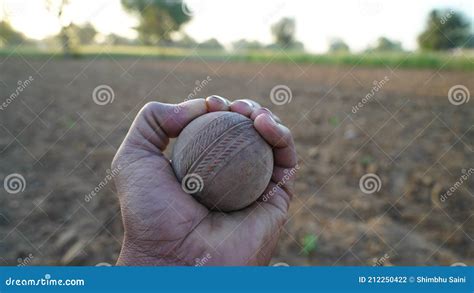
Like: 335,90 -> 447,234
116,236 -> 184,266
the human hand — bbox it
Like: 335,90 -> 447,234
112,96 -> 297,266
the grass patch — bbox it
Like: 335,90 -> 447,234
1,45 -> 473,71
302,234 -> 318,256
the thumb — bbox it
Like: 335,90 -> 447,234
122,99 -> 207,153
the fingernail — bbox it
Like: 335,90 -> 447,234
267,114 -> 277,125
277,122 -> 289,134
209,95 -> 229,105
260,108 -> 282,124
242,100 -> 254,108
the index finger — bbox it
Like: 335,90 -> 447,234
123,99 -> 207,152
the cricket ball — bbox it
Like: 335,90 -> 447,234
171,111 -> 273,212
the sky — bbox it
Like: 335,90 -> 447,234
1,0 -> 473,53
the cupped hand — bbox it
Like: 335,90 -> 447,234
112,96 -> 297,266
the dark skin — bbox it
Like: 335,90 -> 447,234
113,96 -> 297,266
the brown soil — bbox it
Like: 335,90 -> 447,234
0,57 -> 472,266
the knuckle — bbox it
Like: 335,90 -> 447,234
141,101 -> 161,114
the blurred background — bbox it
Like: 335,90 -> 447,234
0,0 -> 472,266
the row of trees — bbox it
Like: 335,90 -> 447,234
328,37 -> 403,53
116,2 -> 474,52
0,0 -> 305,52
0,21 -> 25,47
121,0 -> 305,51
328,9 -> 472,53
0,1 -> 472,53
418,9 -> 472,50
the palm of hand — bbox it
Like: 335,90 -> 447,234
114,97 -> 296,266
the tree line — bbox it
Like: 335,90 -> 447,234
0,0 -> 472,54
